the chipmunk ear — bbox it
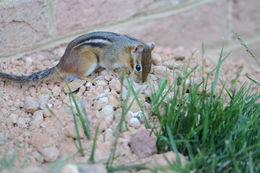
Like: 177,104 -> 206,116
131,44 -> 144,54
147,42 -> 155,51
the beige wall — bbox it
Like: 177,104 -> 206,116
0,0 -> 259,64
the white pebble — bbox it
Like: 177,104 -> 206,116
96,92 -> 108,100
24,97 -> 39,113
152,53 -> 162,65
47,103 -> 53,108
99,97 -> 108,103
25,57 -> 33,64
128,117 -> 141,129
96,80 -> 107,86
52,86 -> 61,97
41,146 -> 60,162
109,78 -> 121,92
39,94 -> 50,109
10,114 -> 18,124
85,82 -> 92,87
100,105 -> 114,123
31,111 -> 44,128
17,118 -> 28,128
61,164 -> 79,173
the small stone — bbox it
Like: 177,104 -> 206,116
41,146 -> 60,162
152,53 -> 162,65
25,57 -> 33,64
52,86 -> 61,97
46,103 -> 53,108
97,80 -> 108,86
130,130 -> 157,158
85,82 -> 92,87
39,95 -> 49,109
10,114 -> 18,124
109,78 -> 121,92
174,55 -> 185,61
94,100 -> 107,111
128,117 -> 141,129
17,117 -> 28,128
104,75 -> 112,81
78,86 -> 86,95
99,97 -> 108,103
24,97 -> 40,113
108,93 -> 120,108
96,92 -> 109,100
100,105 -> 114,123
31,111 -> 44,128
23,130 -> 32,138
104,128 -> 114,142
61,164 -> 79,173
29,134 -> 55,150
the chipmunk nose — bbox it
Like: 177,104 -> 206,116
141,73 -> 149,83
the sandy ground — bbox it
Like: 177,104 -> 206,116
0,45 -> 259,171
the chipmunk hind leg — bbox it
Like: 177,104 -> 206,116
77,49 -> 98,83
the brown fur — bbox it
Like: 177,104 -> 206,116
0,31 -> 154,83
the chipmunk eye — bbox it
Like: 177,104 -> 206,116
135,64 -> 141,71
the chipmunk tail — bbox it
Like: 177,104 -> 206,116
0,67 -> 56,82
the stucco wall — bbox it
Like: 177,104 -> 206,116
0,0 -> 259,64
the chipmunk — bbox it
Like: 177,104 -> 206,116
0,31 -> 154,84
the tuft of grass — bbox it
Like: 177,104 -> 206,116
0,149 -> 17,171
63,80 -> 91,157
106,71 -> 149,172
233,32 -> 260,67
151,48 -> 260,172
47,153 -> 77,170
88,126 -> 99,163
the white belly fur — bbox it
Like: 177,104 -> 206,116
86,63 -> 98,76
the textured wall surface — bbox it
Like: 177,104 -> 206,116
0,0 -> 259,62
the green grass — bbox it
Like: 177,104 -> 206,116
0,149 -> 17,171
150,48 -> 260,172
0,148 -> 29,172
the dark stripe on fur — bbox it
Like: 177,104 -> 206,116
76,35 -> 113,45
91,31 -> 121,37
0,67 -> 56,82
77,42 -> 107,48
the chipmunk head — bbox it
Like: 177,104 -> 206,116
130,42 -> 155,82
